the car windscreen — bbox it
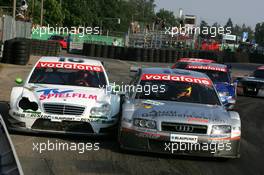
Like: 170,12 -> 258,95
29,67 -> 107,88
253,70 -> 264,79
135,80 -> 221,105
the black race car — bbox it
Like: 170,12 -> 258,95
236,66 -> 264,97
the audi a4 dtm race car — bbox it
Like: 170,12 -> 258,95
118,67 -> 241,158
172,60 -> 236,109
236,65 -> 264,97
8,56 -> 121,135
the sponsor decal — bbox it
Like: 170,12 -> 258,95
141,74 -> 212,86
186,65 -> 227,72
142,100 -> 164,106
187,117 -> 209,123
13,112 -> 26,118
170,134 -> 198,143
36,61 -> 103,72
140,110 -> 225,123
178,58 -> 215,63
36,89 -> 97,101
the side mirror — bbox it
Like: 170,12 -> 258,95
129,66 -> 140,78
15,78 -> 23,85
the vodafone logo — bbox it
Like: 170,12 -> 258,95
36,62 -> 103,72
178,58 -> 215,63
141,74 -> 212,86
186,65 -> 227,72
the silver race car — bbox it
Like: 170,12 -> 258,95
0,115 -> 23,174
236,65 -> 264,97
118,67 -> 241,158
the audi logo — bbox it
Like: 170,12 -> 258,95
175,125 -> 194,132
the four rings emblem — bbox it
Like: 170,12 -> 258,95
175,125 -> 194,132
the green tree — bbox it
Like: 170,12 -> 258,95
156,8 -> 177,27
199,20 -> 209,39
255,22 -> 264,46
44,0 -> 64,26
224,18 -> 234,34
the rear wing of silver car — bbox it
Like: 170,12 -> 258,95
0,115 -> 24,175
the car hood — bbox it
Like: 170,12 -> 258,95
22,84 -> 109,108
132,99 -> 230,125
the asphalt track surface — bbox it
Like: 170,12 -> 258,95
0,53 -> 263,175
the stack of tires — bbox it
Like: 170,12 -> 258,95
30,39 -> 60,56
2,38 -> 30,65
13,38 -> 30,65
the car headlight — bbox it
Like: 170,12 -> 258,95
90,103 -> 111,117
18,97 -> 38,111
211,125 -> 231,135
133,118 -> 156,129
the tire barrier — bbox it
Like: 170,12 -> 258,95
108,45 -> 115,59
95,44 -> 102,58
115,46 -> 122,60
165,49 -> 172,63
2,38 -> 31,65
141,48 -> 148,62
12,38 -> 30,65
30,39 -> 60,56
101,45 -> 108,58
154,49 -> 160,62
148,49 -> 154,62
160,49 -> 166,63
2,39 -> 14,63
120,47 -> 127,60
135,48 -> 141,62
81,43 -> 264,64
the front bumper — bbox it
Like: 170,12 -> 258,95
119,127 -> 240,158
8,110 -> 118,135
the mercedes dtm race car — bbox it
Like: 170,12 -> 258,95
236,65 -> 264,97
118,68 -> 241,158
0,115 -> 23,174
8,56 -> 120,135
172,61 -> 236,109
